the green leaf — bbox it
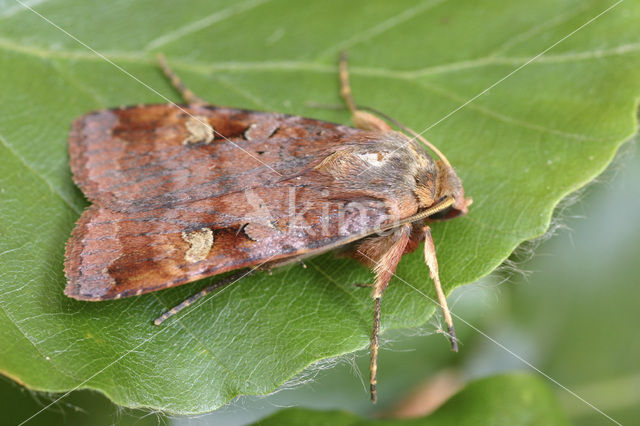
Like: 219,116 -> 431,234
0,0 -> 638,415
0,375 -> 167,426
253,373 -> 570,425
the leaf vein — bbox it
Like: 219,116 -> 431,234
150,293 -> 250,386
306,260 -> 369,325
316,0 -> 450,59
143,0 -> 273,51
0,0 -> 50,20
1,34 -> 639,79
0,301 -> 81,383
47,58 -> 108,107
0,131 -> 82,215
410,78 -> 603,141
488,2 -> 592,57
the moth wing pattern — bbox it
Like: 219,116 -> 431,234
65,105 -> 425,300
68,104 -> 351,208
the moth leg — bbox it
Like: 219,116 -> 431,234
423,226 -> 458,352
339,51 -> 391,132
153,270 -> 252,325
157,53 -> 207,105
356,224 -> 412,403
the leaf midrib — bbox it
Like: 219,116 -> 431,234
1,35 -> 639,79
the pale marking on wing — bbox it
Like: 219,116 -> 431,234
182,228 -> 214,263
357,152 -> 387,167
183,115 -> 214,145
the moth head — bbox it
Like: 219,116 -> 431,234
382,122 -> 471,221
432,160 -> 472,220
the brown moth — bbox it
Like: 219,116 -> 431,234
64,53 -> 472,402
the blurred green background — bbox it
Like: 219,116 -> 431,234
4,138 -> 637,425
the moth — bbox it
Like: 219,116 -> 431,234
64,53 -> 471,402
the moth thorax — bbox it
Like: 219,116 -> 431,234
414,171 -> 437,209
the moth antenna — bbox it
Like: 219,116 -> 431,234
157,53 -> 207,105
153,270 -> 252,325
357,105 -> 452,168
423,226 -> 458,352
339,51 -> 357,114
339,52 -> 391,131
388,196 -> 454,228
